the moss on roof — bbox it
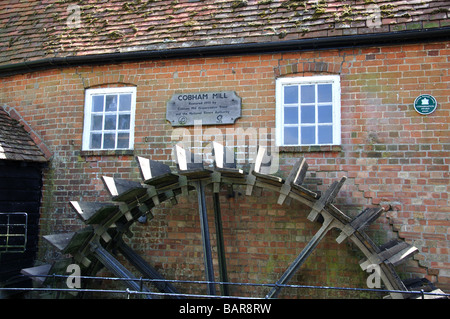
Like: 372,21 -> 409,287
0,0 -> 448,66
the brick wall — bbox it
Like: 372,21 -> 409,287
0,40 -> 448,296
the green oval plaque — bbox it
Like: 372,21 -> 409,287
414,94 -> 437,115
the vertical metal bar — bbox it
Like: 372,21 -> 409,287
266,217 -> 334,299
195,181 -> 216,295
213,192 -> 230,296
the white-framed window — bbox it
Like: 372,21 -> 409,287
82,87 -> 136,151
276,75 -> 341,146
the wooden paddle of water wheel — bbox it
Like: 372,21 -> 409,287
22,142 -> 445,299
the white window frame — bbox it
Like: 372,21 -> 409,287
82,87 -> 136,151
276,75 -> 341,147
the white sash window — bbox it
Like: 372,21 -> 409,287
82,87 -> 136,151
276,76 -> 341,146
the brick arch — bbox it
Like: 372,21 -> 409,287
82,74 -> 139,89
274,61 -> 342,77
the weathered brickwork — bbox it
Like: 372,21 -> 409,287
1,41 -> 449,296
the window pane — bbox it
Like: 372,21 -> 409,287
301,105 -> 315,124
284,107 -> 298,124
301,85 -> 315,103
117,133 -> 130,149
91,115 -> 103,131
92,95 -> 104,112
318,125 -> 333,144
104,115 -> 117,130
105,95 -> 118,111
301,126 -> 315,145
103,133 -> 115,149
284,127 -> 298,145
284,86 -> 298,104
318,84 -> 332,103
119,94 -> 132,111
318,105 -> 333,123
118,114 -> 131,130
90,133 -> 102,149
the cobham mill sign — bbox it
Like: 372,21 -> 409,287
167,91 -> 241,126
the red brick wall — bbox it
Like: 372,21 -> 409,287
0,40 -> 448,296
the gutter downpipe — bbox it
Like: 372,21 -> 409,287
0,27 -> 449,78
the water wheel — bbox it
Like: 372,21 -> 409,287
24,142 -> 439,299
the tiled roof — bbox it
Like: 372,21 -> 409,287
0,0 -> 449,66
0,108 -> 47,163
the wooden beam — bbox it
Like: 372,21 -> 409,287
102,176 -> 147,202
308,176 -> 346,222
69,201 -> 119,224
336,207 -> 385,243
278,157 -> 311,205
174,145 -> 212,179
247,146 -> 282,195
21,264 -> 51,285
360,239 -> 418,270
43,227 -> 93,255
211,142 -> 245,193
136,156 -> 179,188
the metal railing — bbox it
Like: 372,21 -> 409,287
1,273 -> 449,299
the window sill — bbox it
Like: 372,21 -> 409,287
80,149 -> 135,157
279,145 -> 342,153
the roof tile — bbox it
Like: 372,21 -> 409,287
0,108 -> 47,163
0,0 -> 448,66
